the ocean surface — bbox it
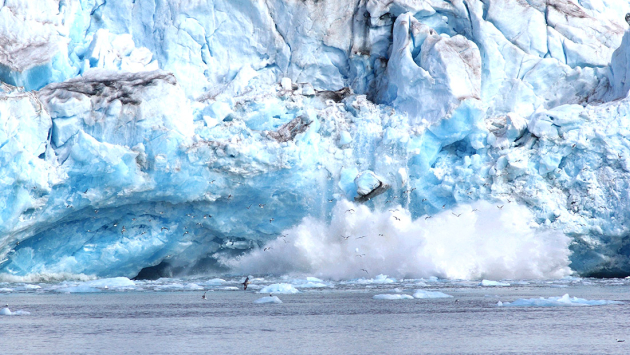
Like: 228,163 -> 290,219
1,277 -> 630,354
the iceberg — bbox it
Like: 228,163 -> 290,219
3,0 -> 630,280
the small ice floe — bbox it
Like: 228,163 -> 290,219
1,305 -> 30,316
351,274 -> 397,285
480,279 -> 510,287
292,277 -> 330,288
0,288 -> 14,292
203,278 -> 226,285
254,296 -> 283,304
223,286 -> 240,291
498,294 -> 623,307
373,294 -> 414,300
258,283 -> 299,294
413,290 -> 453,299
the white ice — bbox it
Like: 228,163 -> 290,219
498,294 -> 623,307
373,294 -> 414,300
412,290 -> 453,299
258,283 -> 299,294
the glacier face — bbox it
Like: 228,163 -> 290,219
3,0 -> 630,279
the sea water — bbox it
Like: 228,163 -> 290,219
1,277 -> 630,354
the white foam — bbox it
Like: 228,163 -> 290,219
254,296 -> 283,304
413,290 -> 453,298
224,200 -> 571,280
85,277 -> 135,288
56,285 -> 100,293
258,283 -> 299,294
499,294 -> 623,307
373,294 -> 414,300
481,280 -> 510,287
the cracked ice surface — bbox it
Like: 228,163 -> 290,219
3,0 -> 630,279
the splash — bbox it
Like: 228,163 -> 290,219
221,200 -> 572,280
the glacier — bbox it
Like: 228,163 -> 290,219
3,0 -> 630,280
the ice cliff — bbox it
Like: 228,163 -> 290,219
3,0 -> 630,279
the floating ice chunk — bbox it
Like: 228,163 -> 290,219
203,278 -> 227,285
413,290 -> 453,299
481,280 -> 510,287
499,294 -> 623,307
373,294 -> 414,300
0,288 -> 13,292
223,287 -> 240,291
254,296 -> 283,304
258,283 -> 299,294
0,306 -> 30,316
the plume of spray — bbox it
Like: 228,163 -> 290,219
221,200 -> 572,280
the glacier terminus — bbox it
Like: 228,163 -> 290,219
3,0 -> 630,280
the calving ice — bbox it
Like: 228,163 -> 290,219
2,0 -> 630,279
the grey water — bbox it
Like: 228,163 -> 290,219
1,282 -> 630,354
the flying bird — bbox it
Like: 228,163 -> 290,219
497,205 -> 504,209
242,277 -> 250,291
393,216 -> 400,221
202,292 -> 207,300
452,213 -> 461,217
361,269 -> 368,274
346,209 -> 355,213
425,215 -> 432,220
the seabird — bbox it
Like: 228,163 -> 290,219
242,277 -> 250,290
361,269 -> 368,274
617,339 -> 625,342
161,227 -> 169,231
202,292 -> 207,300
356,236 -> 366,239
471,209 -> 478,212
121,226 -> 126,234
393,216 -> 400,221
346,209 -> 355,213
269,218 -> 274,223
264,247 -> 272,251
94,209 -> 99,213
356,254 -> 366,257
425,216 -> 432,220
378,233 -> 384,237
442,204 -> 446,209
328,199 -> 334,203
421,198 -> 427,202
247,205 -> 252,209
114,223 -> 118,227
259,204 -> 265,208
452,213 -> 461,217
497,205 -> 504,209
210,180 -> 215,184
